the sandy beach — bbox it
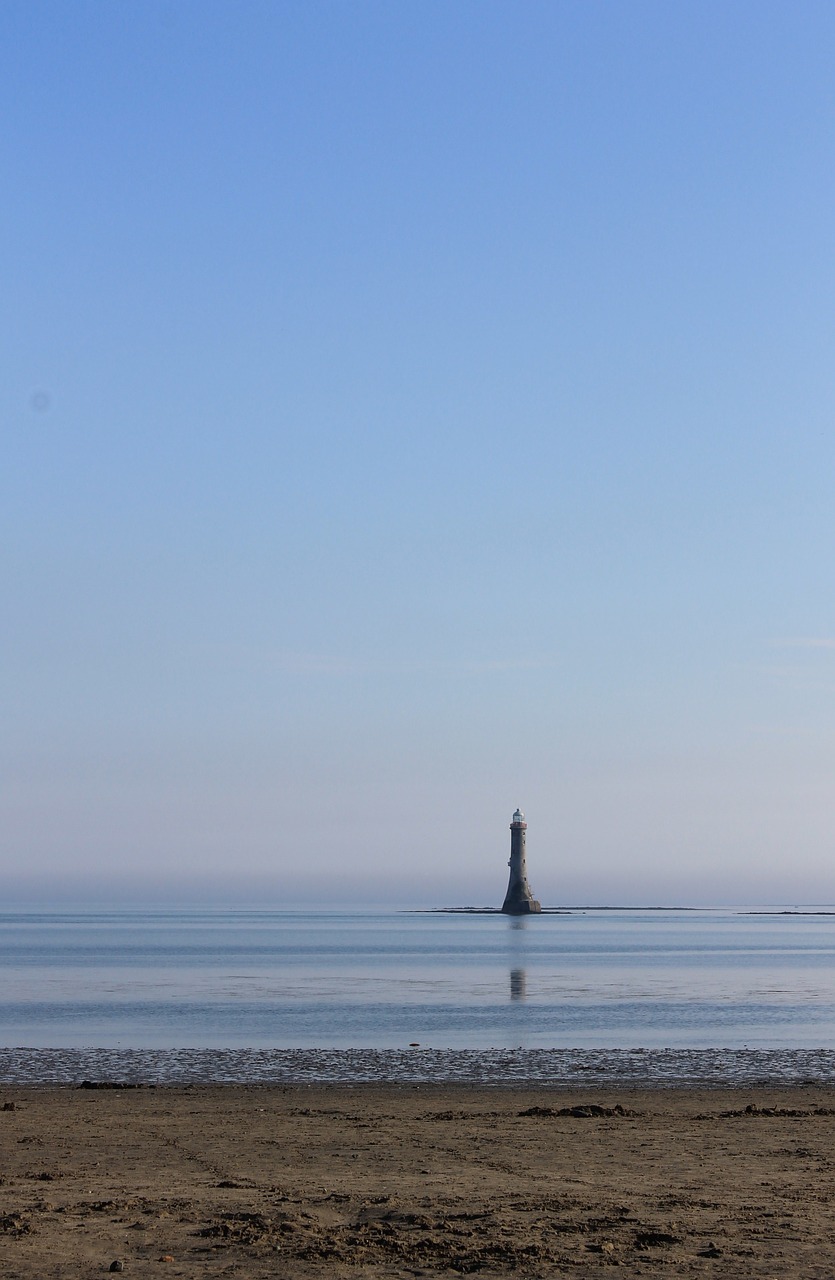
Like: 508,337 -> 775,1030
3,1083 -> 835,1277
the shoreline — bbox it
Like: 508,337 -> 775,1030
3,1045 -> 835,1088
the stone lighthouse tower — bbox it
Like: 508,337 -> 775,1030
501,808 -> 542,914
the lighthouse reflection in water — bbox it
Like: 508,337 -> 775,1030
510,968 -> 527,1001
508,911 -> 529,1002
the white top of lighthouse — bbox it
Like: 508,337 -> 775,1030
512,808 -> 525,824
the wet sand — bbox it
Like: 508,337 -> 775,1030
2,1083 -> 835,1277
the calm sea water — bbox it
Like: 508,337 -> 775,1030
4,908 -> 835,1074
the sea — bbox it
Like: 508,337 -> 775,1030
3,906 -> 835,1087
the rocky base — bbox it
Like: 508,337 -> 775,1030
500,896 -> 542,915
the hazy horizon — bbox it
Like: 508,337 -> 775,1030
5,870 -> 835,913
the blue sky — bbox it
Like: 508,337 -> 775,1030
4,0 -> 835,905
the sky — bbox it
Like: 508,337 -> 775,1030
3,0 -> 835,907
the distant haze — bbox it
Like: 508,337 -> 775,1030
4,1 -> 835,907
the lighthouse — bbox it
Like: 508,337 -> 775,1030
501,808 -> 542,914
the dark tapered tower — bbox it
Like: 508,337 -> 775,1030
501,808 -> 541,914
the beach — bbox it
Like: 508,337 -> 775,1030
3,1083 -> 835,1277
